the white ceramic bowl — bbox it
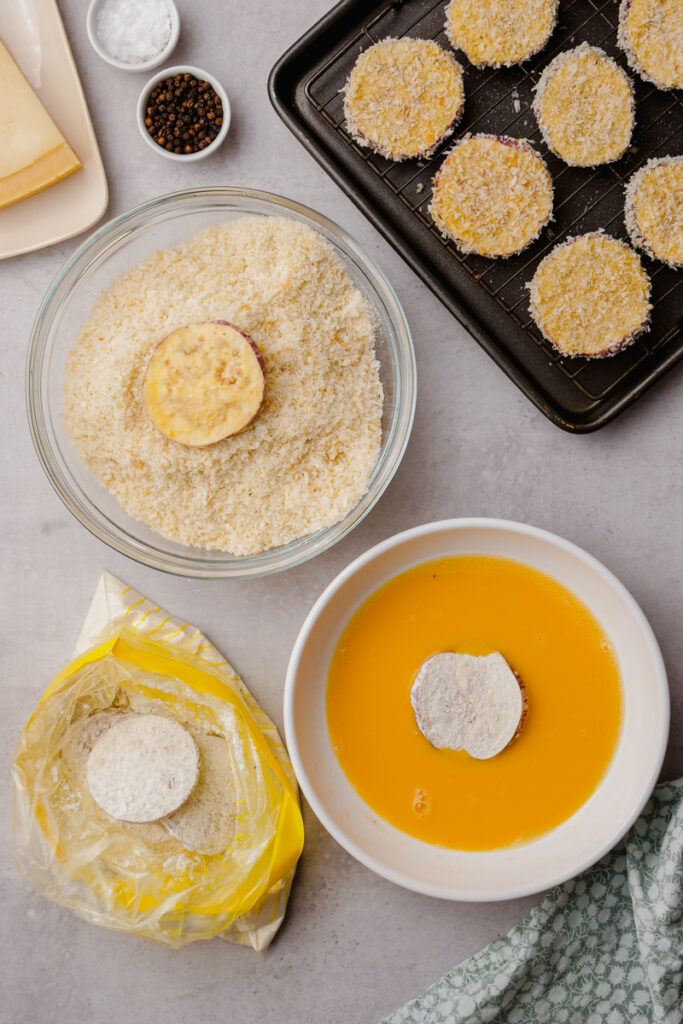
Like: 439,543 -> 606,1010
285,518 -> 669,900
87,0 -> 180,72
137,65 -> 230,161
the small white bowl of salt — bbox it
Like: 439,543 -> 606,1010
87,0 -> 180,72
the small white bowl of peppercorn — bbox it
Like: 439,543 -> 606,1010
137,65 -> 230,160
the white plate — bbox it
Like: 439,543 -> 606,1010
285,518 -> 670,900
0,0 -> 108,259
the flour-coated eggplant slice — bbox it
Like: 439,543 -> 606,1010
411,652 -> 527,760
86,714 -> 200,823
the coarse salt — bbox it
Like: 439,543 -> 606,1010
96,0 -> 171,66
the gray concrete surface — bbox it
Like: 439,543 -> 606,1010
1,2 -> 681,1022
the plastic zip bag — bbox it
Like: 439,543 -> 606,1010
12,573 -> 303,950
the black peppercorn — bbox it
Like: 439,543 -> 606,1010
144,73 -> 223,155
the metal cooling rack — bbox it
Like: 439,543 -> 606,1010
270,0 -> 683,430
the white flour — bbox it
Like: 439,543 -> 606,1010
411,652 -> 526,759
86,714 -> 199,823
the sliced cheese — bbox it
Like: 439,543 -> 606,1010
0,37 -> 81,210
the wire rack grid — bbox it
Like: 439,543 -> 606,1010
302,0 -> 682,407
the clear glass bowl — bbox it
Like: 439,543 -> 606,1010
26,188 -> 416,579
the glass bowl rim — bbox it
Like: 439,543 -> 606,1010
26,186 -> 417,579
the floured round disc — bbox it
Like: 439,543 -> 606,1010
528,232 -> 651,358
430,134 -> 553,258
625,156 -> 683,268
445,0 -> 558,67
533,44 -> 635,167
343,38 -> 465,161
86,714 -> 200,823
617,0 -> 683,90
163,733 -> 238,855
411,652 -> 526,760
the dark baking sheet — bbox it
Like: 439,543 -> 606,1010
268,0 -> 682,432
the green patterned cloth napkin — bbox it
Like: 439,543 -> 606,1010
383,780 -> 682,1024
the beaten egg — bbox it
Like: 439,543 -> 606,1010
327,555 -> 623,850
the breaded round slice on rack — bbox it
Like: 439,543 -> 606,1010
343,38 -> 465,162
445,0 -> 558,67
533,44 -> 635,167
430,134 -> 553,258
617,0 -> 683,90
625,155 -> 683,268
528,233 -> 652,358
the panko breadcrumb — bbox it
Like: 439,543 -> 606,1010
64,217 -> 383,556
445,0 -> 558,67
430,134 -> 553,258
343,38 -> 465,161
533,44 -> 635,167
528,232 -> 652,358
625,155 -> 683,267
617,0 -> 683,90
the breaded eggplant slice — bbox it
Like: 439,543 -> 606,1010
343,38 -> 465,162
528,232 -> 652,358
625,155 -> 683,268
445,0 -> 558,68
617,0 -> 683,90
430,134 -> 553,258
533,44 -> 635,167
